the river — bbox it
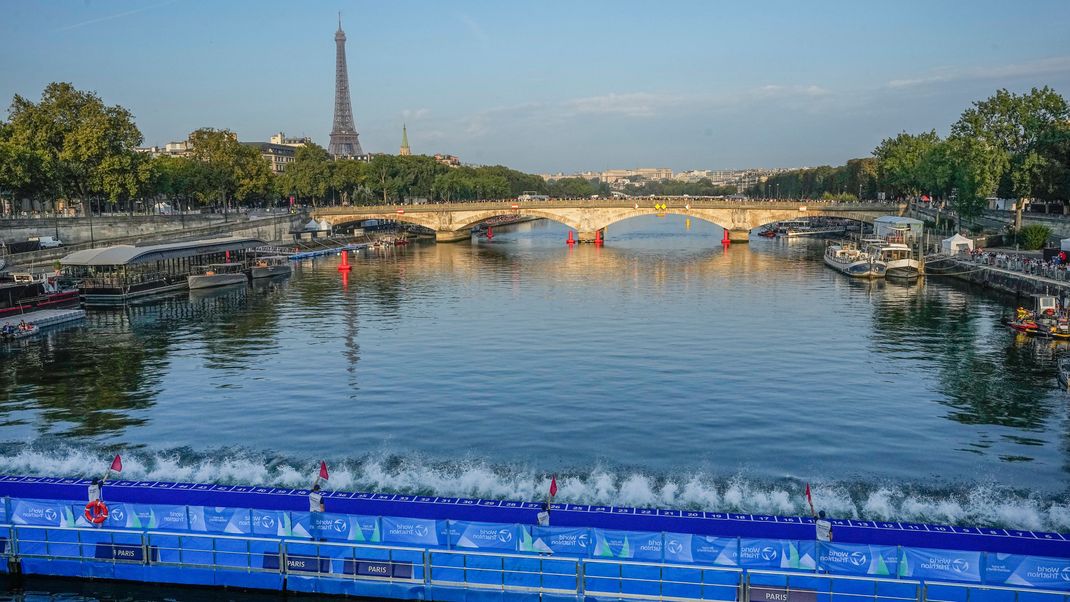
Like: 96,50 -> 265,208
0,215 -> 1066,532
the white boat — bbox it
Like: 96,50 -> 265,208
870,242 -> 922,278
823,242 -> 887,278
188,263 -> 247,290
250,256 -> 292,279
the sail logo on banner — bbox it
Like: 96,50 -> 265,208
983,554 -> 1070,590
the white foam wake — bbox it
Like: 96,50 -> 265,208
0,445 -> 1066,532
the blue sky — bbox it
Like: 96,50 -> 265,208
2,1 -> 1070,173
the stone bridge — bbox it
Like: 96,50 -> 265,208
312,199 -> 907,243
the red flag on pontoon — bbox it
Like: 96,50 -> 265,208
110,455 -> 123,473
805,483 -> 815,516
549,475 -> 558,498
319,461 -> 329,481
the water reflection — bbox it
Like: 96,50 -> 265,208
0,216 -> 1066,490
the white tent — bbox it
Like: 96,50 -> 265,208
1060,238 -> 1070,252
941,234 -> 974,254
317,219 -> 333,232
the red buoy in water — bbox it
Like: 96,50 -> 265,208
486,226 -> 494,240
721,228 -> 730,246
594,229 -> 603,246
338,249 -> 352,271
567,231 -> 575,245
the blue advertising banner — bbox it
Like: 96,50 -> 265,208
251,509 -> 289,537
739,538 -> 817,570
69,502 -> 186,530
381,516 -> 444,547
10,499 -> 75,526
817,542 -> 898,576
187,506 -> 251,534
899,547 -> 982,583
302,512 -> 380,543
130,504 -> 189,531
984,554 -> 1070,590
526,526 -> 592,556
663,533 -> 739,566
592,529 -> 663,561
447,520 -> 521,551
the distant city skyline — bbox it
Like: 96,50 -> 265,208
2,0 -> 1069,173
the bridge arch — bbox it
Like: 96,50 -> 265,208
449,209 -> 583,233
325,213 -> 439,232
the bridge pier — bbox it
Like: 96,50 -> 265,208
435,230 -> 471,243
576,230 -> 603,243
728,229 -> 751,243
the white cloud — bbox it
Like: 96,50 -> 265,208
887,56 -> 1070,88
562,92 -> 680,117
402,108 -> 431,121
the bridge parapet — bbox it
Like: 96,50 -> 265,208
313,200 -> 906,244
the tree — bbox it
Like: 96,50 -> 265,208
548,177 -> 597,198
150,155 -> 202,211
949,87 -> 1070,224
186,128 -> 273,211
332,158 -> 367,205
279,143 -> 332,205
5,82 -> 144,214
873,130 -> 941,197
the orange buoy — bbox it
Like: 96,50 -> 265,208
84,500 -> 109,524
338,249 -> 352,271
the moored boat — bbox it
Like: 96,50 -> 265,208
870,241 -> 922,278
1059,358 -> 1070,390
188,263 -> 247,290
250,256 -> 292,279
0,272 -> 80,317
823,242 -> 886,278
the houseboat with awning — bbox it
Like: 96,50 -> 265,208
60,236 -> 264,305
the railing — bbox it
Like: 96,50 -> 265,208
311,199 -> 906,214
747,570 -> 922,602
3,524 -> 1070,602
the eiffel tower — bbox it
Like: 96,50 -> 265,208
328,13 -> 364,158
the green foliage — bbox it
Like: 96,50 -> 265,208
2,82 -> 145,210
1018,224 -> 1052,250
186,128 -> 273,207
621,178 -> 734,197
949,87 -> 1070,214
873,130 -> 941,196
749,158 -> 877,199
547,177 -> 599,198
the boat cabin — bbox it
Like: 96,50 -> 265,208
61,237 -> 264,305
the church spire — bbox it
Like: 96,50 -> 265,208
399,124 -> 412,156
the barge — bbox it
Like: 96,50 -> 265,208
0,476 -> 1066,600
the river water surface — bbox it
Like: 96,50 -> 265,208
0,216 -> 1067,531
